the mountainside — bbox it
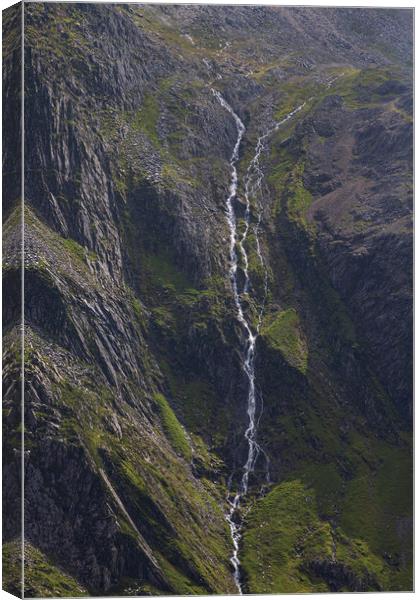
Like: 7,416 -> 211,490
3,3 -> 413,596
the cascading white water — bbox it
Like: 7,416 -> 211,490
213,88 -> 306,593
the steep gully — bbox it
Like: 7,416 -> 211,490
213,89 -> 305,592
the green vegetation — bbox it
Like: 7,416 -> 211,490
268,142 -> 314,229
286,162 -> 314,228
261,308 -> 308,373
246,420 -> 413,593
267,145 -> 358,352
49,373 -> 234,594
154,393 -> 192,460
2,540 -> 21,597
154,557 -> 207,595
302,436 -> 412,590
25,4 -> 92,65
161,366 -> 230,450
129,94 -> 160,146
127,244 -> 236,453
129,7 -> 205,56
339,436 -> 413,589
62,237 -> 97,263
326,66 -> 409,111
241,479 -> 393,593
242,480 -> 331,593
3,541 -> 87,597
24,544 -> 87,597
274,77 -> 318,121
143,252 -> 192,295
3,202 -> 22,234
99,82 -> 202,195
23,205 -> 98,284
243,231 -> 273,295
254,207 -> 411,591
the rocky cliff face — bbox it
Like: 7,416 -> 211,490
3,3 -> 412,596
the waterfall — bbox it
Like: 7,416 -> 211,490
213,88 -> 305,593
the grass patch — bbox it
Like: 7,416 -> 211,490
268,145 -> 313,230
286,162 -> 314,228
62,237 -> 96,263
52,375 -> 234,594
261,308 -> 308,373
162,367 -> 230,449
241,480 -> 332,593
3,540 -> 87,597
241,479 -> 391,593
327,66 -> 408,110
154,393 -> 192,461
143,252 -> 192,296
274,77 -> 318,121
339,436 -> 413,590
131,94 -> 160,146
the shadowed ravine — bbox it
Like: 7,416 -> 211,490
213,89 -> 307,592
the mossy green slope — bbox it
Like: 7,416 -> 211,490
241,465 -> 411,593
242,62 -> 412,593
3,541 -> 88,598
153,393 -> 192,461
261,308 -> 308,373
52,368 -> 235,595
